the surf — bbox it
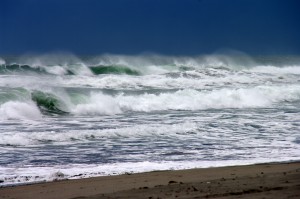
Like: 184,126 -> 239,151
1,53 -> 300,186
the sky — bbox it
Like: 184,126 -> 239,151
0,0 -> 299,55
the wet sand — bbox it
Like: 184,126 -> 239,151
0,162 -> 299,199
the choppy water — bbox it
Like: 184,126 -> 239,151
0,53 -> 299,185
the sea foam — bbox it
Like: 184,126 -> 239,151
0,101 -> 42,120
1,157 -> 298,186
71,85 -> 300,115
0,58 -> 5,65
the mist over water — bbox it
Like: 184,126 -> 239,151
0,53 -> 300,185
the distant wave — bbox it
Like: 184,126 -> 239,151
90,65 -> 140,75
0,63 -> 228,76
0,57 -> 6,65
1,53 -> 300,76
0,64 -> 142,76
0,64 -> 73,75
0,64 -> 50,74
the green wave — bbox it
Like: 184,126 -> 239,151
0,64 -> 75,75
0,88 -> 31,104
0,64 -> 48,74
0,64 -> 140,76
90,65 -> 140,75
31,91 -> 69,115
0,88 -> 69,115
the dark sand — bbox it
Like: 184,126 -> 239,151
1,162 -> 299,199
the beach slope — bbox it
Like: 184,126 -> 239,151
1,162 -> 299,199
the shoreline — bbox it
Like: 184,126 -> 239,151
2,159 -> 299,187
1,161 -> 300,199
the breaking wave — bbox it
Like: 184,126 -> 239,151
31,91 -> 69,115
0,53 -> 300,119
1,53 -> 300,78
1,85 -> 299,119
72,85 -> 300,115
90,65 -> 141,75
0,64 -> 141,76
0,101 -> 42,120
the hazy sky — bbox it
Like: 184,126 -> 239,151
0,0 -> 299,55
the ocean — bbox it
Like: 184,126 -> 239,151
0,53 -> 299,186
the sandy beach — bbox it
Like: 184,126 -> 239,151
1,162 -> 299,199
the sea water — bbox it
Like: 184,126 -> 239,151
0,53 -> 299,185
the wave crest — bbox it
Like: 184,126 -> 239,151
0,101 -> 42,120
90,65 -> 140,75
71,85 -> 300,115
